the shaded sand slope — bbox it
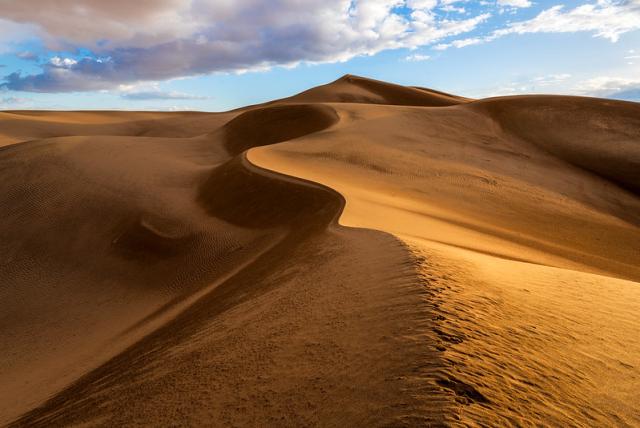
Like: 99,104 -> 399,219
2,75 -> 639,426
0,110 -> 234,147
10,162 -> 453,426
223,104 -> 339,155
473,95 -> 640,194
0,132 -> 279,423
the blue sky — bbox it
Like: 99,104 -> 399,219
0,0 -> 639,111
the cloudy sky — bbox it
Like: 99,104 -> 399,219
0,0 -> 639,110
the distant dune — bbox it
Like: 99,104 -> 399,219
1,75 -> 639,427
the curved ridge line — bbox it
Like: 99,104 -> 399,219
117,151 -> 347,341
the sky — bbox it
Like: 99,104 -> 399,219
0,0 -> 639,111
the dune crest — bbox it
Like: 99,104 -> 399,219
1,75 -> 639,426
473,95 -> 640,194
223,104 -> 339,155
282,74 -> 468,106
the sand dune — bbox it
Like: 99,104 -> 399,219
1,75 -> 639,426
279,75 -> 468,106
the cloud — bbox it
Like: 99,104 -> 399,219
0,18 -> 35,53
0,96 -> 32,109
2,96 -> 30,104
0,0 -> 490,92
497,0 -> 532,8
406,0 -> 438,9
472,72 -> 640,101
440,5 -> 466,13
0,0 -> 194,50
16,51 -> 38,61
576,76 -> 640,101
121,90 -> 210,100
435,36 -> 483,49
495,1 -> 640,42
7,1 -> 636,94
438,0 -> 640,50
49,56 -> 79,68
481,73 -> 572,96
624,49 -> 640,64
405,53 -> 431,61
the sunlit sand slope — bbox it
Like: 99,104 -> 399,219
249,78 -> 640,426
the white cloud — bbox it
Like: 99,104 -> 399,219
49,57 -> 78,68
434,36 -> 483,49
532,73 -> 572,86
405,53 -> 431,61
440,5 -> 466,13
494,1 -> 640,42
472,72 -> 640,102
406,0 -> 438,9
497,0 -> 532,8
574,75 -> 640,100
439,0 -> 640,51
469,73 -> 575,98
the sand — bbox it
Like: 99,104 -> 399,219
1,75 -> 639,426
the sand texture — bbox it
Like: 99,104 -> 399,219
1,75 -> 639,427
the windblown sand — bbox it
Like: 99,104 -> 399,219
1,75 -> 639,427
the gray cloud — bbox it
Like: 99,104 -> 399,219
121,90 -> 210,100
0,0 -> 190,50
1,96 -> 31,104
0,0 -> 490,92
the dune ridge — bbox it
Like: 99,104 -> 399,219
473,95 -> 640,195
1,75 -> 639,426
280,75 -> 468,107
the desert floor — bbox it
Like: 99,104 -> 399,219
1,75 -> 639,427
